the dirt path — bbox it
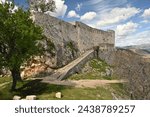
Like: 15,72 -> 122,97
42,79 -> 128,88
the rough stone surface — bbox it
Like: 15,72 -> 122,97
20,55 -> 54,78
99,48 -> 150,99
105,68 -> 113,76
13,96 -> 21,100
55,92 -> 62,99
26,95 -> 37,100
33,13 -> 115,68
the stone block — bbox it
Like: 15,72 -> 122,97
55,92 -> 62,99
21,99 -> 27,100
26,95 -> 37,100
13,96 -> 21,100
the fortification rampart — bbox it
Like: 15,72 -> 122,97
76,22 -> 115,52
33,12 -> 115,67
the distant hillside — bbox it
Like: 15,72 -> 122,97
123,44 -> 150,54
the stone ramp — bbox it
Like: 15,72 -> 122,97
42,50 -> 94,81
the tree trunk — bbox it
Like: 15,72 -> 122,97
11,67 -> 22,91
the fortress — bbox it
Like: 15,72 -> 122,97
0,1 -> 150,99
33,12 -> 115,68
32,13 -> 150,99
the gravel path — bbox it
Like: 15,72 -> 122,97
42,79 -> 128,88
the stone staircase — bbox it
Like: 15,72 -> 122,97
42,50 -> 94,82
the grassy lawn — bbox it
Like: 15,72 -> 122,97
0,77 -> 129,100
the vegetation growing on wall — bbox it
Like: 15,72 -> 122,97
45,38 -> 56,57
66,41 -> 78,58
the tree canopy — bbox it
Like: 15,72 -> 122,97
29,0 -> 56,13
0,2 -> 44,90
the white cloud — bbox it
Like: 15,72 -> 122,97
75,3 -> 83,11
97,7 -> 140,27
80,12 -> 97,21
142,8 -> 150,19
116,30 -> 150,47
116,21 -> 139,38
47,0 -> 67,17
67,10 -> 80,18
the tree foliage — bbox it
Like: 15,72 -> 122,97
29,0 -> 56,13
0,2 -> 44,90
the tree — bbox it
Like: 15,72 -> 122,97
0,2 -> 44,91
28,0 -> 56,13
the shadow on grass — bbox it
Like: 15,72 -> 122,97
0,79 -> 68,100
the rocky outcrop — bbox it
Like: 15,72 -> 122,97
99,48 -> 150,99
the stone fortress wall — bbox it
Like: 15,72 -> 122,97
34,13 -> 115,67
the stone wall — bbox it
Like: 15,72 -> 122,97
0,12 -> 115,78
98,48 -> 150,99
34,13 -> 115,67
34,13 -> 79,67
76,22 -> 115,53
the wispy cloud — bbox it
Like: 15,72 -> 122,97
85,0 -> 128,12
116,21 -> 139,39
116,30 -> 150,46
97,6 -> 140,27
75,3 -> 83,11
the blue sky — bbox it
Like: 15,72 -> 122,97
3,0 -> 150,47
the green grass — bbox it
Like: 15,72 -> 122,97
0,78 -> 129,100
69,72 -> 112,80
109,83 -> 130,99
38,86 -> 113,100
89,59 -> 109,72
69,59 -> 116,80
0,77 -> 11,84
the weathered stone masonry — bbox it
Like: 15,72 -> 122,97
34,13 -> 115,68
